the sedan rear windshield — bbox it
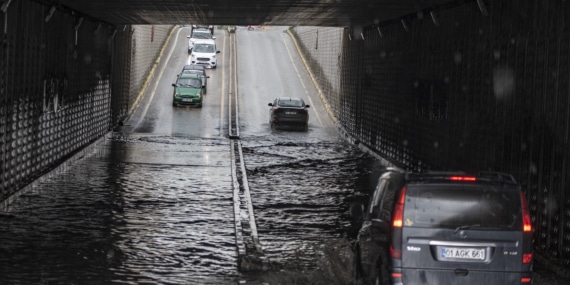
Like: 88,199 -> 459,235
403,185 -> 521,230
278,99 -> 304,107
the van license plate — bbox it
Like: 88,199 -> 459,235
285,112 -> 296,115
441,247 -> 485,260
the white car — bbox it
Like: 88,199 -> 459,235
190,39 -> 220,68
186,29 -> 215,53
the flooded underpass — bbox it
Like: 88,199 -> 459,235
1,25 -> 569,285
0,131 -> 385,285
1,133 -> 569,285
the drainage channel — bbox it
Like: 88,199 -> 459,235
227,30 -> 267,273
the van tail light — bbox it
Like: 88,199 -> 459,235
449,176 -> 477,181
392,272 -> 403,278
522,253 -> 533,264
521,277 -> 532,283
520,191 -> 532,232
392,186 -> 406,228
390,245 -> 401,259
390,187 -> 406,260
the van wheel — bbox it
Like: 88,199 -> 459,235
352,244 -> 364,285
374,248 -> 390,285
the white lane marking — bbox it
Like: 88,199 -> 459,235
281,33 -> 323,126
220,31 -> 226,138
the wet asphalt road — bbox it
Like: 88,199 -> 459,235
1,26 -> 569,285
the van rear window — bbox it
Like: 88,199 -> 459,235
403,185 -> 521,230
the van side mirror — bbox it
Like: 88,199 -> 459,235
216,50 -> 221,54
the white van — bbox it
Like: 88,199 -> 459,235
186,28 -> 214,53
190,39 -> 220,68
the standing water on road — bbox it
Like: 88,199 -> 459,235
239,132 -> 387,284
0,136 -> 240,285
0,131 -> 388,285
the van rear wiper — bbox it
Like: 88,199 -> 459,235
454,224 -> 481,234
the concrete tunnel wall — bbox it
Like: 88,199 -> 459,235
291,0 -> 570,266
0,0 -> 173,203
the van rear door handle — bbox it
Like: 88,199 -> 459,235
454,269 -> 469,276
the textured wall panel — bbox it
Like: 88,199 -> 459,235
291,0 -> 570,265
0,1 -> 173,202
0,0 -> 114,199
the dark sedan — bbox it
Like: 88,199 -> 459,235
268,97 -> 310,130
181,65 -> 209,94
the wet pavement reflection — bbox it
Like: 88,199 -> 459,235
0,136 -> 239,285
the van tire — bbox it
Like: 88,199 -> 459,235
352,244 -> 365,285
374,248 -> 390,285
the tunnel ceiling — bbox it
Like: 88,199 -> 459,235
47,0 -> 455,27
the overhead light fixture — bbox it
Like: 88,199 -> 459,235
45,6 -> 56,22
377,27 -> 383,38
74,17 -> 83,31
401,19 -> 409,32
477,0 -> 488,16
1,0 -> 12,13
94,23 -> 101,35
110,29 -> 117,40
430,11 -> 440,26
361,33 -> 365,40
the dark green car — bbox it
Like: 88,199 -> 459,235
172,73 -> 203,107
